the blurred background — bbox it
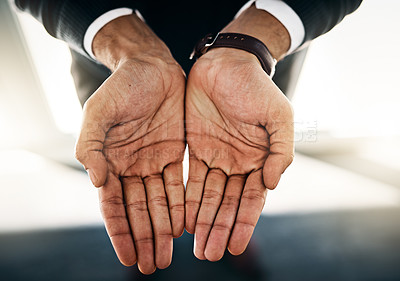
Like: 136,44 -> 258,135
0,0 -> 399,280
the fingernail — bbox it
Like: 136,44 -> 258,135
87,169 -> 98,186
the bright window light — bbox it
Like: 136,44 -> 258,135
16,13 -> 82,135
292,0 -> 400,138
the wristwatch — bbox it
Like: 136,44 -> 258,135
190,33 -> 277,76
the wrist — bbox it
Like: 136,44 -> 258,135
92,14 -> 174,71
221,4 -> 290,61
201,48 -> 259,67
195,47 -> 266,85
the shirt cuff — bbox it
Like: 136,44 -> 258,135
236,0 -> 305,55
83,8 -> 133,60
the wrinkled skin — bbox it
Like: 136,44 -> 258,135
185,49 -> 294,261
75,57 -> 186,274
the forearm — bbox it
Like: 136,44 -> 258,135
92,14 -> 174,71
221,0 -> 362,59
12,0 -> 142,57
221,4 -> 290,61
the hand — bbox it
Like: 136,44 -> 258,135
185,5 -> 294,261
185,47 -> 294,261
74,15 -> 186,274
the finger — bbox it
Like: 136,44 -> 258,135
75,106 -> 108,187
228,170 -> 267,256
262,151 -> 293,189
185,157 -> 208,234
144,175 -> 173,270
122,177 -> 156,275
98,173 -> 136,266
163,162 -> 185,238
194,169 -> 226,260
263,109 -> 294,190
204,175 -> 245,261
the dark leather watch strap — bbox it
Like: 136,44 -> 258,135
190,33 -> 277,76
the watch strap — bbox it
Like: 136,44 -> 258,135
190,33 -> 277,76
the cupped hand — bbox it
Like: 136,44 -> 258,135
75,55 -> 186,273
185,48 -> 294,261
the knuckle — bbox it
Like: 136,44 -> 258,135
229,175 -> 246,182
235,219 -> 256,228
134,236 -> 153,244
188,176 -> 204,185
165,179 -> 183,188
200,201 -> 218,208
207,169 -> 225,177
123,176 -> 143,185
103,214 -> 126,220
185,200 -> 200,209
241,188 -> 266,203
100,197 -> 126,218
155,232 -> 173,239
149,196 -> 168,208
109,232 -> 131,239
221,195 -> 240,208
195,221 -> 213,228
169,203 -> 185,212
212,223 -> 231,232
143,175 -> 163,186
202,189 -> 223,202
101,196 -> 124,206
126,200 -> 148,212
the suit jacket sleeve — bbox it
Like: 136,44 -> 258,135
282,0 -> 363,43
12,0 -> 141,56
12,0 -> 363,57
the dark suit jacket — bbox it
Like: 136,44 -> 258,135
13,0 -> 363,103
14,0 -> 362,59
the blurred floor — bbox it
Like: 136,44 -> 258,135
1,208 -> 400,281
1,150 -> 400,280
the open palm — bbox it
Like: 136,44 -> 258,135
185,49 -> 294,261
75,58 -> 185,274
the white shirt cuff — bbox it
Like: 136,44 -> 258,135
236,0 -> 305,55
83,8 -> 134,60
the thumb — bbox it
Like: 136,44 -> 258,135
262,151 -> 293,190
263,118 -> 294,190
75,111 -> 109,187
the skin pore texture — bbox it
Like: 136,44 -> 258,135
74,4 -> 294,274
185,5 -> 293,261
76,15 -> 186,274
